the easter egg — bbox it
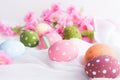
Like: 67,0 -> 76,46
84,44 -> 115,63
48,40 -> 79,62
39,32 -> 62,49
36,23 -> 52,35
85,55 -> 120,78
89,78 -> 114,80
63,25 -> 82,39
20,30 -> 39,47
0,50 -> 13,65
0,40 -> 25,58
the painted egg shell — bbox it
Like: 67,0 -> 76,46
62,25 -> 82,39
85,55 -> 120,78
20,30 -> 39,47
48,40 -> 79,62
89,78 -> 113,80
0,50 -> 13,65
39,32 -> 62,49
84,44 -> 115,63
0,40 -> 25,58
36,23 -> 52,35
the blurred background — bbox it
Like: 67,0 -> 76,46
0,0 -> 120,25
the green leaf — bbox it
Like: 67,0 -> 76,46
12,26 -> 24,35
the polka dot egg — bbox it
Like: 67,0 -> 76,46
20,30 -> 39,47
39,32 -> 62,49
85,55 -> 120,78
84,44 -> 115,63
48,40 -> 79,62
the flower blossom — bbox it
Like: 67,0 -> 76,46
24,12 -> 39,31
0,22 -> 16,36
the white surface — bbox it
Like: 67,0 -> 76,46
0,36 -> 90,80
94,18 -> 120,59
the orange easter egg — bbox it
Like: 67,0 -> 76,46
84,44 -> 115,63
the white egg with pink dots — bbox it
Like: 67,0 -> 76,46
48,40 -> 79,62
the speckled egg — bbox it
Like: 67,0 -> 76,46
84,44 -> 115,63
48,40 -> 79,62
39,32 -> 62,49
0,40 -> 25,58
89,78 -> 115,80
63,25 -> 82,39
85,55 -> 120,78
0,50 -> 13,65
36,23 -> 52,35
20,30 -> 39,47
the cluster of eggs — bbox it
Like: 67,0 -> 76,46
0,22 -> 120,79
84,44 -> 120,79
20,23 -> 62,49
20,23 -> 83,49
47,39 -> 120,78
0,23 -> 82,65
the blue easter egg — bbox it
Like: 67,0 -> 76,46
0,40 -> 25,58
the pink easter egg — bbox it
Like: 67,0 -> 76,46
85,55 -> 120,78
0,50 -> 13,65
39,32 -> 62,49
48,40 -> 79,62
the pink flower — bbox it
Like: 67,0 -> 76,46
41,3 -> 62,24
24,24 -> 36,31
65,16 -> 73,26
66,20 -> 73,26
24,12 -> 39,31
58,16 -> 67,27
55,24 -> 64,36
41,9 -> 52,21
25,12 -> 38,24
51,3 -> 61,12
0,50 -> 13,65
79,24 -> 87,31
49,12 -> 60,22
79,17 -> 94,31
85,17 -> 94,30
0,22 -> 16,36
0,22 -> 4,32
71,13 -> 82,25
67,6 -> 76,14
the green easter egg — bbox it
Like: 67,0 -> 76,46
63,25 -> 82,39
20,30 -> 39,47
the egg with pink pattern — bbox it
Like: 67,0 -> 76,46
85,55 -> 120,78
48,40 -> 79,62
39,32 -> 62,49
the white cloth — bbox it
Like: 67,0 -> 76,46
0,18 -> 120,80
0,35 -> 90,80
94,18 -> 120,59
